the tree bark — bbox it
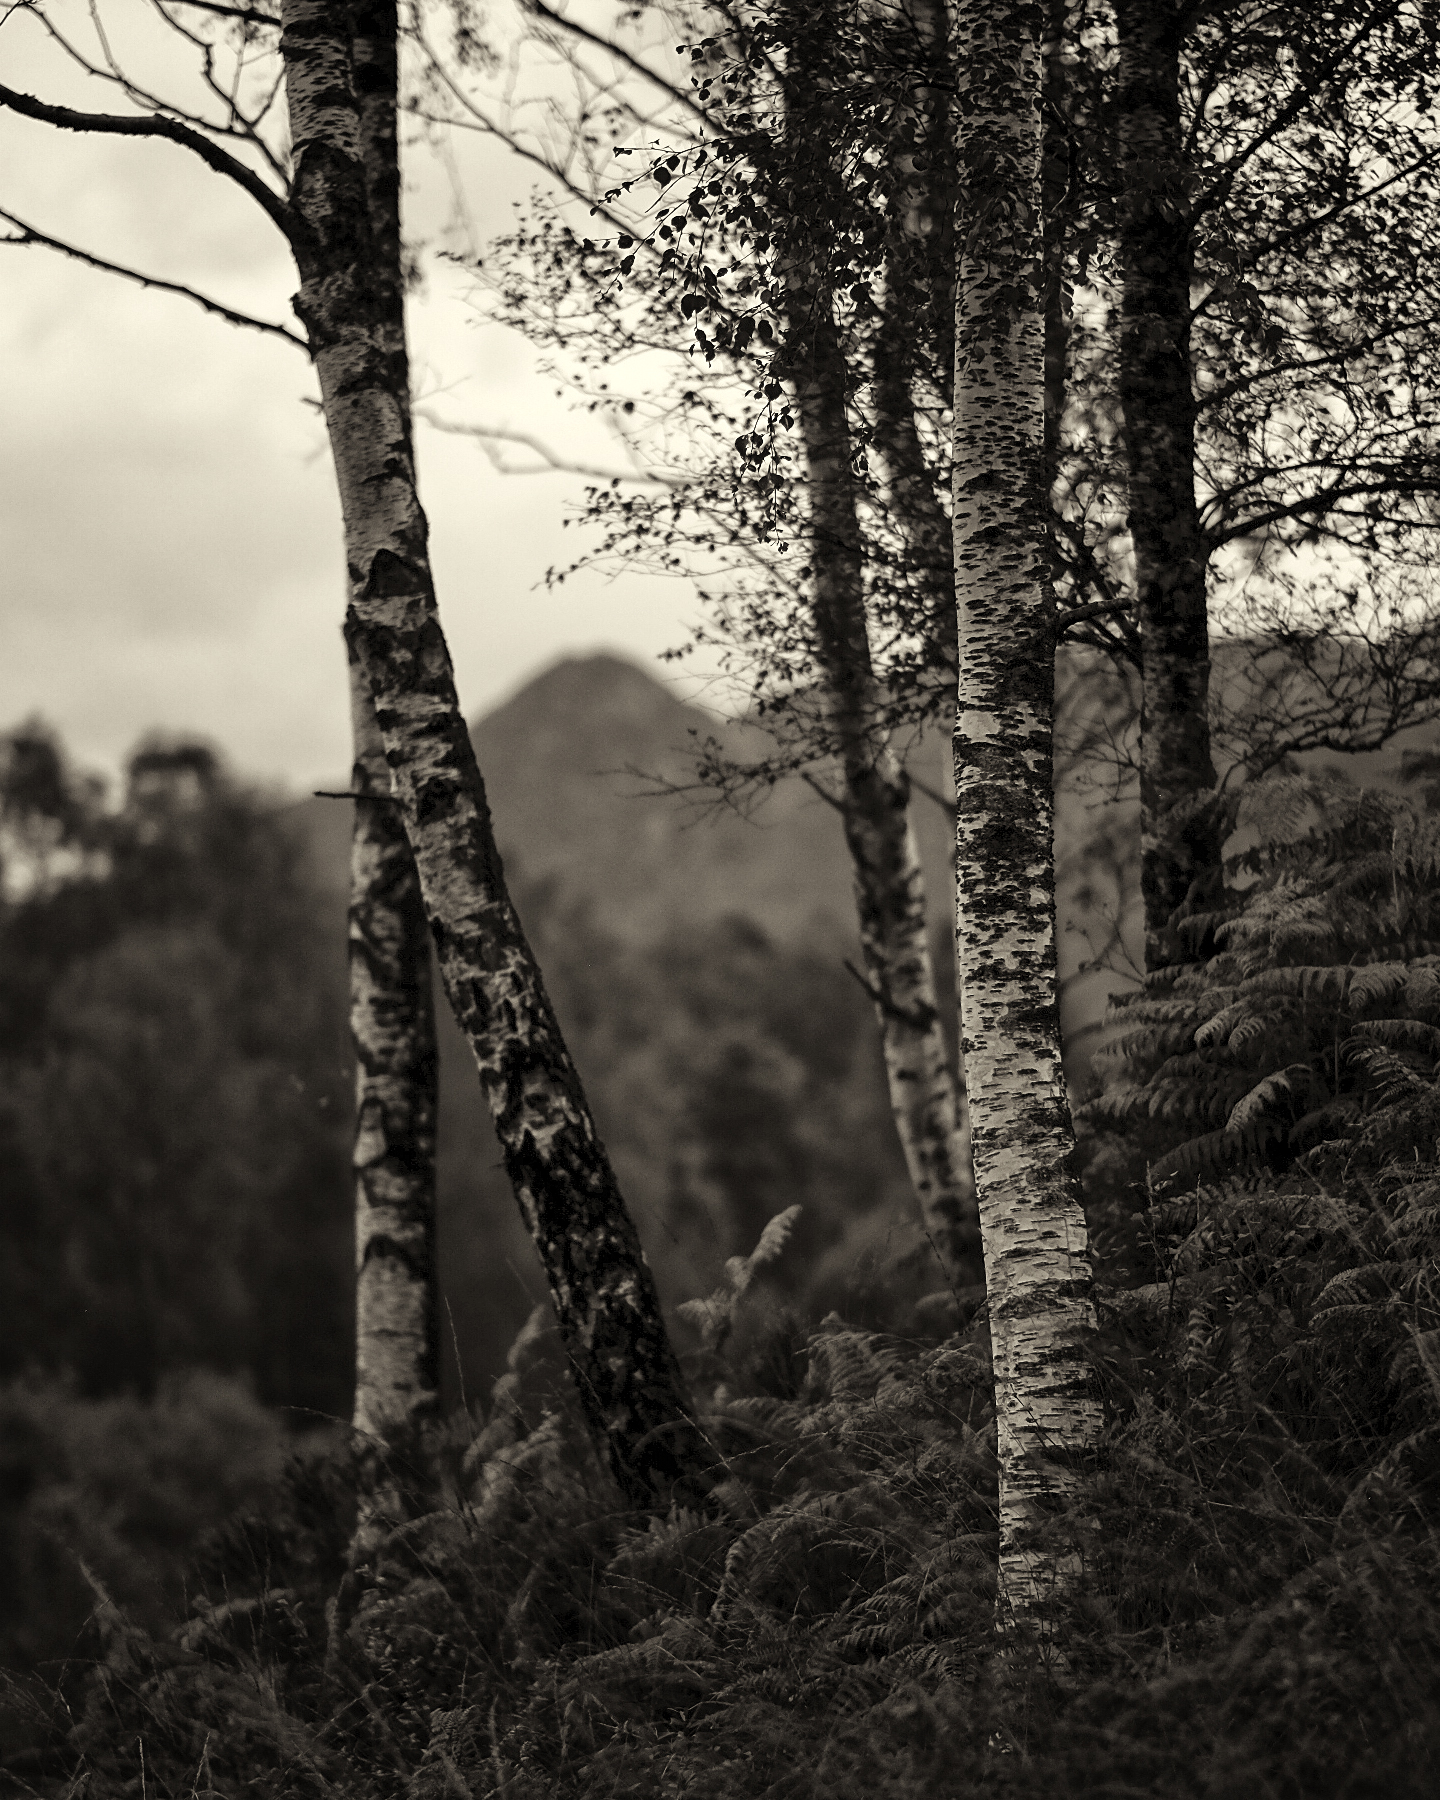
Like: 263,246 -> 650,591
347,649 -> 440,1443
780,26 -> 981,1293
874,0 -> 960,688
343,0 -> 439,1449
279,0 -> 711,1511
951,0 -> 1099,1636
1114,0 -> 1221,973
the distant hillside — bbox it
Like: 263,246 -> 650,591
296,653 -> 879,951
297,646 -> 1440,1078
284,648 -> 1440,1395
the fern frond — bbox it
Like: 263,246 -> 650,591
803,1324 -> 906,1405
1314,1265 -> 1400,1312
1350,1018 -> 1440,1058
1228,1064 -> 1315,1130
1238,965 -> 1350,1004
749,1204 -> 803,1274
1196,1000 -> 1251,1049
676,1206 -> 805,1350
1349,963 -> 1412,1010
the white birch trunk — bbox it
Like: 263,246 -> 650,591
279,0 -> 711,1511
951,0 -> 1100,1636
788,273 -> 978,1283
346,0 -> 439,1452
778,17 -> 980,1290
347,650 -> 439,1445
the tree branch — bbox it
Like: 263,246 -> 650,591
0,205 -> 306,346
520,0 -> 713,128
1191,0 -> 1402,223
0,82 -> 293,241
415,408 -> 683,484
157,0 -> 280,23
1056,597 -> 1135,632
1207,475 -> 1440,547
907,771 -> 954,818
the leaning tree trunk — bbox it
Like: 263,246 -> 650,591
951,0 -> 1099,1638
779,29 -> 980,1291
279,0 -> 711,1511
1115,0 -> 1220,974
346,0 -> 439,1451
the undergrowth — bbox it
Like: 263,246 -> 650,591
4,770 -> 1440,1798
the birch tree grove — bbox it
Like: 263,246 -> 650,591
1,1 -> 713,1508
784,246 -> 980,1290
278,0 -> 711,1509
461,2 -> 982,1290
951,0 -> 1099,1631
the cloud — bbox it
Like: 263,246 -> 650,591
1,4 -> 721,792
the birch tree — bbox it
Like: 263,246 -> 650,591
0,0 -> 713,1510
346,0 -> 440,1451
279,0 -> 712,1508
1100,0 -> 1440,971
1112,0 -> 1219,974
775,1 -> 977,1287
951,0 -> 1099,1633
445,1 -> 982,1288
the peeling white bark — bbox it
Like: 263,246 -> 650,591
951,0 -> 1100,1636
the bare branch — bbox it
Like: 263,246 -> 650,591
0,204 -> 306,346
0,81 -> 292,240
158,0 -> 279,23
146,0 -> 292,185
521,0 -> 713,128
907,771 -> 954,818
842,956 -> 940,1032
1207,476 -> 1440,548
798,769 -> 845,812
1056,597 -> 1135,633
415,407 -> 684,484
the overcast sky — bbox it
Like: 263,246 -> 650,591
1,1 -> 719,796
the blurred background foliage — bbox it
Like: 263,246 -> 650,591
5,652 -> 1439,1785
0,667 -> 939,1700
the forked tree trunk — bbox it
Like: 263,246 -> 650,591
279,0 -> 711,1510
780,25 -> 980,1291
951,0 -> 1099,1635
346,0 -> 439,1448
1114,0 -> 1220,973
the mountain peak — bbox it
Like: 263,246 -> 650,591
481,653 -> 710,740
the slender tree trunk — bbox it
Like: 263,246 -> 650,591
347,650 -> 440,1443
1041,0 -> 1073,495
279,0 -> 711,1510
780,27 -> 981,1291
1114,0 -> 1220,973
344,0 -> 439,1449
951,0 -> 1099,1636
873,0 -> 958,683
792,282 -> 981,1291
